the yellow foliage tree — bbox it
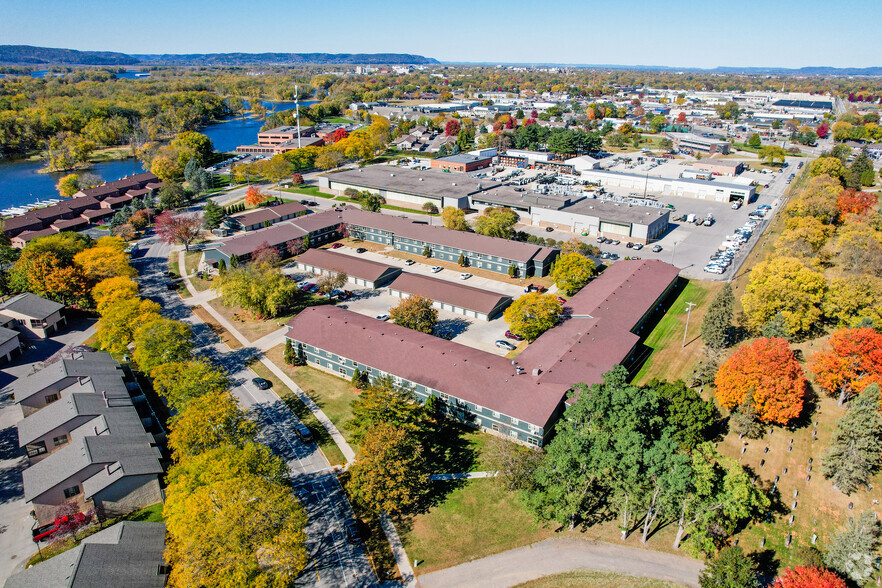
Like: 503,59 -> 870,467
92,277 -> 139,312
74,246 -> 136,282
741,256 -> 826,336
96,296 -> 162,354
167,390 -> 257,460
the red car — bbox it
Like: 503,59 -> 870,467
32,512 -> 90,543
330,243 -> 343,249
504,330 -> 524,341
557,296 -> 567,305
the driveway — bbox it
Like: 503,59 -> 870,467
133,236 -> 376,588
416,537 -> 704,588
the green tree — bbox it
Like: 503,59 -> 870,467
202,200 -> 225,230
809,156 -> 845,182
551,252 -> 596,295
820,384 -> 882,495
823,510 -> 881,584
167,390 -> 258,460
158,181 -> 190,210
132,317 -> 193,373
348,376 -> 429,443
474,206 -> 519,239
214,264 -> 301,318
360,191 -> 383,212
503,292 -> 562,342
747,133 -> 761,148
56,173 -> 80,197
650,379 -> 715,451
758,145 -> 786,165
172,131 -> 214,164
441,206 -> 470,231
701,283 -> 734,350
847,150 -> 873,190
347,422 -> 428,515
151,360 -> 230,410
699,546 -> 759,588
389,294 -> 438,334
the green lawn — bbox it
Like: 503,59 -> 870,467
402,479 -> 553,575
633,280 -> 722,384
322,117 -> 352,124
281,185 -> 334,199
515,570 -> 680,588
183,251 -> 213,292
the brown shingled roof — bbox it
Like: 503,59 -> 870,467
388,273 -> 512,316
286,306 -> 569,426
297,249 -> 401,283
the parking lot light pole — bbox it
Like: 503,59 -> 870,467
683,301 -> 696,348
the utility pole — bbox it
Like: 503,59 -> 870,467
294,84 -> 302,149
682,301 -> 696,348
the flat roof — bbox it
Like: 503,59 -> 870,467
564,199 -> 672,225
580,169 -> 751,191
326,166 -> 496,200
388,273 -> 512,315
297,248 -> 401,283
434,154 -> 491,164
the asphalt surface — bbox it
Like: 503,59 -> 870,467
133,236 -> 376,588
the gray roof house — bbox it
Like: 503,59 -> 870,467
14,352 -> 126,417
0,293 -> 66,339
0,325 -> 21,363
3,521 -> 168,588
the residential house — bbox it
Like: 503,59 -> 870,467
0,293 -> 66,339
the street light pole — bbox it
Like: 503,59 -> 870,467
682,301 -> 696,348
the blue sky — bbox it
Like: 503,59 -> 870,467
1,0 -> 878,68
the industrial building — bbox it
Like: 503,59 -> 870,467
431,153 -> 493,173
666,132 -> 731,154
577,169 -> 754,203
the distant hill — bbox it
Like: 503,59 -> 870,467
0,45 -> 438,66
134,52 -> 439,66
0,45 -> 138,66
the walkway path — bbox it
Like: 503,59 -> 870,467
429,471 -> 496,481
178,254 -> 415,583
416,537 -> 704,588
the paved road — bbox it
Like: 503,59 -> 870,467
133,236 -> 376,588
416,537 -> 704,588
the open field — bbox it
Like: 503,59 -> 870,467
633,279 -> 723,384
515,569 -> 680,588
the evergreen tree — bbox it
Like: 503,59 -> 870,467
202,200 -> 226,230
184,157 -> 200,185
820,384 -> 882,495
848,150 -> 873,190
218,259 -> 226,274
701,283 -> 734,350
824,510 -> 881,584
699,546 -> 759,588
283,339 -> 294,365
761,312 -> 791,340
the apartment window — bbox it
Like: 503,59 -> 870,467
509,430 -> 518,438
52,435 -> 68,447
527,437 -> 539,447
439,393 -> 448,401
338,367 -> 346,375
44,393 -> 60,404
29,319 -> 44,328
511,417 -> 519,426
63,485 -> 81,499
27,442 -> 47,457
492,410 -> 500,418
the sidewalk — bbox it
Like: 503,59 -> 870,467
178,257 -> 415,582
429,471 -> 497,481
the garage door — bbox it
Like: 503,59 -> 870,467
599,221 -> 631,237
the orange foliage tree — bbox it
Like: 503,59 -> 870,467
772,566 -> 847,588
836,188 -> 878,216
715,338 -> 806,424
244,185 -> 267,206
810,328 -> 882,405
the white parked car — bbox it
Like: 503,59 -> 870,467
431,266 -> 443,273
460,273 -> 472,280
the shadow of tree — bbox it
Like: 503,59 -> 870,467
434,317 -> 470,338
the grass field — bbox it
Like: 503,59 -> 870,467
515,570 -> 680,588
245,358 -> 347,466
265,345 -> 360,448
182,251 -> 213,292
633,279 -> 723,384
322,117 -> 352,124
282,185 -> 334,199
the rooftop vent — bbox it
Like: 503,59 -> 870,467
452,182 -> 457,186
419,178 -> 424,181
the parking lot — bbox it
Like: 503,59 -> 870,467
285,246 -> 526,356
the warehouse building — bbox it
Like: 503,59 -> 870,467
285,259 -> 680,447
296,248 -> 401,288
666,132 -> 731,154
690,159 -> 746,176
577,169 -> 754,203
387,273 -> 512,320
431,153 -> 493,173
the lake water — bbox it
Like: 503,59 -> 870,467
0,100 -> 314,209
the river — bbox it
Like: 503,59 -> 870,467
0,100 -> 315,210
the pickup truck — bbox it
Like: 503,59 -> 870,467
32,512 -> 90,543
